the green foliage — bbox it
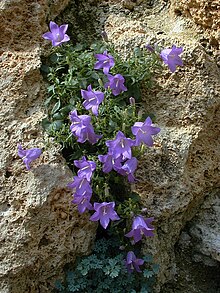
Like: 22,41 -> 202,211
54,238 -> 158,293
42,40 -> 161,293
41,40 -> 161,222
41,41 -> 160,154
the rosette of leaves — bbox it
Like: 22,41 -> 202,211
54,238 -> 159,293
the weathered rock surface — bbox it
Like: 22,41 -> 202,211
89,0 -> 219,289
1,0 -> 220,292
189,190 -> 220,264
0,1 -> 96,292
171,0 -> 220,30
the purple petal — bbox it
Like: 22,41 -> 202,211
62,34 -> 70,42
49,21 -> 59,32
59,24 -> 68,35
42,32 -> 54,40
100,214 -> 110,229
90,211 -> 100,221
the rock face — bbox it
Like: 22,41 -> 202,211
171,0 -> 220,30
93,0 -> 220,288
189,191 -> 220,264
0,1 -> 96,292
1,0 -> 219,292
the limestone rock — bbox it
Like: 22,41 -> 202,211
171,0 -> 220,30
1,0 -> 220,291
189,191 -> 220,263
0,1 -> 96,292
100,0 -> 220,288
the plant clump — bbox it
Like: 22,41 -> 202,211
18,21 -> 183,292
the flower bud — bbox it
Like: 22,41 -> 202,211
145,43 -> 155,52
101,31 -> 108,42
98,78 -> 103,87
129,97 -> 135,106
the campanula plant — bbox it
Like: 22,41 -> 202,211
42,21 -> 70,47
37,21 -> 183,292
17,144 -> 42,170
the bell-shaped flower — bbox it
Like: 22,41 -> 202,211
18,144 -> 42,170
145,43 -> 155,53
131,117 -> 160,147
117,157 -> 138,183
106,131 -> 135,160
160,45 -> 183,73
76,125 -> 102,144
94,50 -> 115,74
125,215 -> 154,243
125,251 -> 144,273
69,110 -> 91,134
81,85 -> 104,116
74,156 -> 96,182
90,202 -> 120,229
69,110 -> 102,144
42,21 -> 70,47
67,176 -> 92,196
104,74 -> 127,96
98,153 -> 123,173
72,191 -> 93,214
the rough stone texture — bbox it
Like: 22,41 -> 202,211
1,0 -> 220,292
171,0 -> 220,30
189,191 -> 220,263
0,1 -> 96,293
89,0 -> 220,290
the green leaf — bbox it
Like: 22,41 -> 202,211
143,269 -> 154,278
143,255 -> 153,262
59,105 -> 73,116
41,118 -> 51,131
48,120 -> 63,132
51,99 -> 61,114
41,64 -> 50,74
152,264 -> 160,274
91,72 -> 100,80
53,113 -> 63,120
54,280 -> 65,291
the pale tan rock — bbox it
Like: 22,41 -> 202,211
0,1 -> 96,292
171,0 -> 220,30
102,0 -> 220,289
189,191 -> 220,263
1,0 -> 220,292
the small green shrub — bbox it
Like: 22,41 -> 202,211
54,238 -> 159,293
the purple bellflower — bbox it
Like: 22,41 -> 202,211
18,144 -> 42,170
125,215 -> 154,244
101,31 -> 108,42
98,153 -> 122,173
145,43 -> 155,52
160,45 -> 183,73
72,192 -> 93,214
74,156 -> 96,182
117,157 -> 138,183
94,51 -> 115,74
129,97 -> 135,106
42,21 -> 70,47
131,116 -> 160,147
81,85 -> 104,116
106,131 -> 134,160
69,110 -> 91,134
125,251 -> 144,273
69,110 -> 102,144
67,176 -> 92,196
76,126 -> 102,144
90,202 -> 120,229
104,74 -> 127,96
